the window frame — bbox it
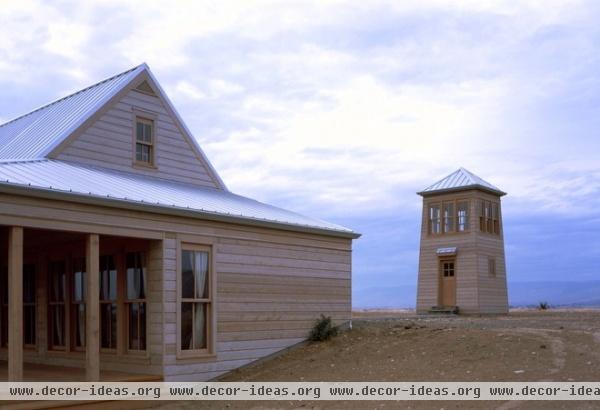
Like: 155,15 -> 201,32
70,257 -> 86,352
99,254 -> 118,353
479,199 -> 501,235
456,200 -> 469,232
124,251 -> 148,354
0,267 -> 7,348
427,199 -> 470,236
176,242 -> 216,359
132,109 -> 157,168
48,260 -> 68,351
488,257 -> 496,276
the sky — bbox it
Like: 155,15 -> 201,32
1,0 -> 599,307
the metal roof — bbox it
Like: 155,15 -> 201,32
418,167 -> 505,196
0,159 -> 359,238
0,65 -> 144,160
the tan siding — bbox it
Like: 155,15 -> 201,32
56,89 -> 220,189
163,232 -> 351,380
417,189 -> 508,314
0,193 -> 352,381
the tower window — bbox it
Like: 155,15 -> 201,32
457,201 -> 469,231
429,204 -> 441,234
480,200 -> 500,235
428,200 -> 469,235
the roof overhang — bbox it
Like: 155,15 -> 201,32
417,184 -> 506,197
0,183 -> 361,240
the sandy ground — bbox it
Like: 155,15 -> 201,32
142,310 -> 600,410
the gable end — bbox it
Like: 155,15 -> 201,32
48,67 -> 227,190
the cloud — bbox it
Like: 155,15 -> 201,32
1,0 -> 600,304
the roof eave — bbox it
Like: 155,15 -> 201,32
417,184 -> 507,197
0,183 -> 361,240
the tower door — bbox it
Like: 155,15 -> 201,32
440,259 -> 456,306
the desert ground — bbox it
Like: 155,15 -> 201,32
143,309 -> 600,410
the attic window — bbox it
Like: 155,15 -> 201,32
135,117 -> 154,166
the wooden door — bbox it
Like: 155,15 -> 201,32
440,259 -> 456,306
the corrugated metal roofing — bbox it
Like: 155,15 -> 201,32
0,65 -> 144,159
0,159 -> 358,238
419,167 -> 505,196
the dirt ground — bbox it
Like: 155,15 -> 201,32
144,309 -> 600,410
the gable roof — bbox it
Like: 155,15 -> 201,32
0,65 -> 143,160
0,159 -> 359,238
0,63 -> 226,190
0,65 -> 359,239
418,167 -> 506,196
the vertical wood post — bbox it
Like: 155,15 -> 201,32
86,234 -> 100,381
8,226 -> 24,382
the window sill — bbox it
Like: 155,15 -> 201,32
427,231 -> 470,237
133,161 -> 158,171
176,351 -> 217,362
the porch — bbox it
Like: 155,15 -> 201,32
0,225 -> 164,381
0,361 -> 162,382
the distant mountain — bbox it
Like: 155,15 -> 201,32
508,281 -> 600,307
353,281 -> 600,309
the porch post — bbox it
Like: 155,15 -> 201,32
86,234 -> 100,381
8,226 -> 23,382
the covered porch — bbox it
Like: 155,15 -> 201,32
0,361 -> 161,382
0,225 -> 164,381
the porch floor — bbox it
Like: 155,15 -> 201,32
0,361 -> 162,382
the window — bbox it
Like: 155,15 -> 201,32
179,245 -> 213,356
429,204 -> 441,234
71,258 -> 86,350
429,200 -> 469,235
492,203 -> 500,234
457,201 -> 469,232
23,264 -> 36,347
126,252 -> 146,351
480,200 -> 500,235
48,261 -> 66,350
135,117 -> 154,165
442,261 -> 455,277
1,265 -> 36,348
488,258 -> 496,276
443,202 -> 454,233
0,267 -> 7,347
100,255 -> 117,350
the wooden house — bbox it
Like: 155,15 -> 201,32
416,168 -> 508,314
0,64 -> 359,382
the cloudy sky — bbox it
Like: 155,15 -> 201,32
1,0 -> 599,306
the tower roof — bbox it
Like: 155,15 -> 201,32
418,167 -> 506,197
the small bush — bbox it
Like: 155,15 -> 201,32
309,314 -> 338,341
538,301 -> 549,310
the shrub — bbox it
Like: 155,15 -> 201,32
538,301 -> 549,310
309,314 -> 338,341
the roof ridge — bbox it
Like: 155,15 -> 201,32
0,64 -> 145,129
